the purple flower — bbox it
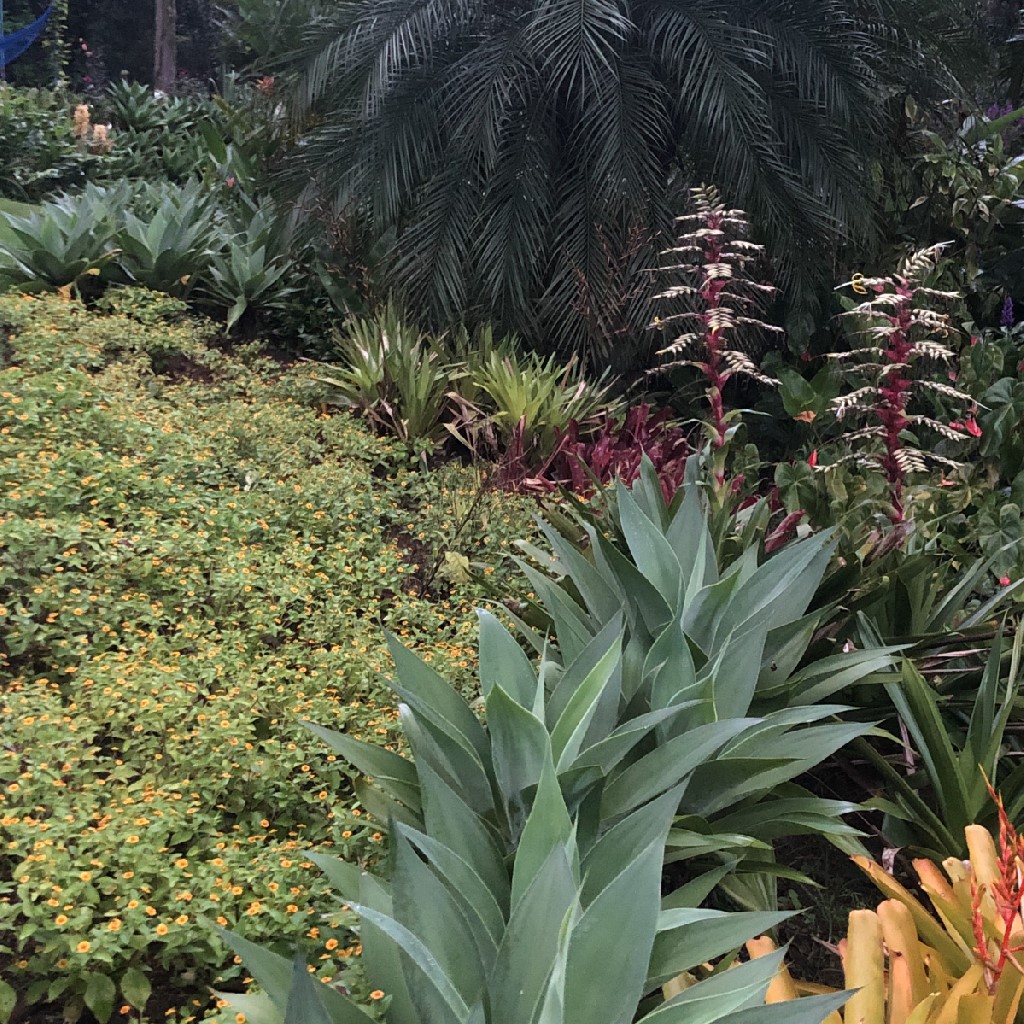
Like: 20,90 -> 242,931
1001,296 -> 1015,328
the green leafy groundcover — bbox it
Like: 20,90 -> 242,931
0,292 -> 538,1023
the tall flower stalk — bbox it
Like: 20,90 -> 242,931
830,247 -> 973,523
652,186 -> 780,494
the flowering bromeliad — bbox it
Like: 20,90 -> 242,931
830,246 -> 974,523
651,186 -> 781,491
971,782 -> 1024,993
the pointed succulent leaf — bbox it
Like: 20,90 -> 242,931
283,955 -> 335,1024
348,904 -> 468,1023
386,633 -> 490,763
639,948 -> 788,1024
581,786 -> 682,906
489,846 -> 577,1024
215,929 -> 373,1024
550,633 -> 622,770
538,519 -> 622,622
601,719 -> 754,819
569,705 -> 698,778
487,684 -> 551,811
400,825 -> 507,947
391,829 -> 491,1003
478,611 -> 538,707
617,479 -> 683,606
418,761 -> 510,913
563,838 -> 666,1024
645,909 -> 793,989
512,756 -> 574,907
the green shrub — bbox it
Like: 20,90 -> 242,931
0,294 -> 539,1022
0,87 -> 96,201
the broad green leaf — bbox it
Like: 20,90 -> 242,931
517,560 -> 596,664
601,719 -> 752,819
120,967 -> 151,1011
570,705 -> 698,778
546,615 -> 623,726
211,991 -> 282,1024
349,903 -> 468,1022
84,974 -> 117,1024
391,829 -> 490,1001
216,928 -> 375,1024
398,702 -> 494,815
728,993 -> 850,1024
666,480 -> 718,593
0,980 -> 14,1024
713,530 -> 835,644
551,633 -> 622,770
581,787 -> 682,905
489,846 -> 576,1024
701,622 -> 769,720
617,479 -> 683,605
417,761 -> 510,912
387,633 -> 490,762
308,853 -> 363,899
564,840 -> 665,1024
640,948 -> 787,1024
586,523 -> 673,634
538,519 -> 622,622
400,825 -> 507,945
646,909 -> 792,988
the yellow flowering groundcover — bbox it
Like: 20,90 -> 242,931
0,292 -> 538,1023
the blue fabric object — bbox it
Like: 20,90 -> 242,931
0,5 -> 53,68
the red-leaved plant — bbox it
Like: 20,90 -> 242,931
554,405 -> 691,501
494,405 -> 691,501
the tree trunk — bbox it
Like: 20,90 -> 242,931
153,0 -> 176,92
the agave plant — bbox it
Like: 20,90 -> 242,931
219,617 -> 849,1024
202,209 -> 299,331
505,460 -> 896,909
113,180 -> 220,296
0,183 -> 124,291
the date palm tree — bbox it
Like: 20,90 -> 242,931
277,0 -> 979,368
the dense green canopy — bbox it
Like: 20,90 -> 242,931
275,0 -> 982,366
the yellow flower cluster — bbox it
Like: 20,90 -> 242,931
0,295 -> 539,1022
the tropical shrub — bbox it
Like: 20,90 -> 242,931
852,629 -> 1024,860
550,404 -> 692,501
96,81 -> 219,184
317,304 -> 454,444
0,86 -> 97,201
